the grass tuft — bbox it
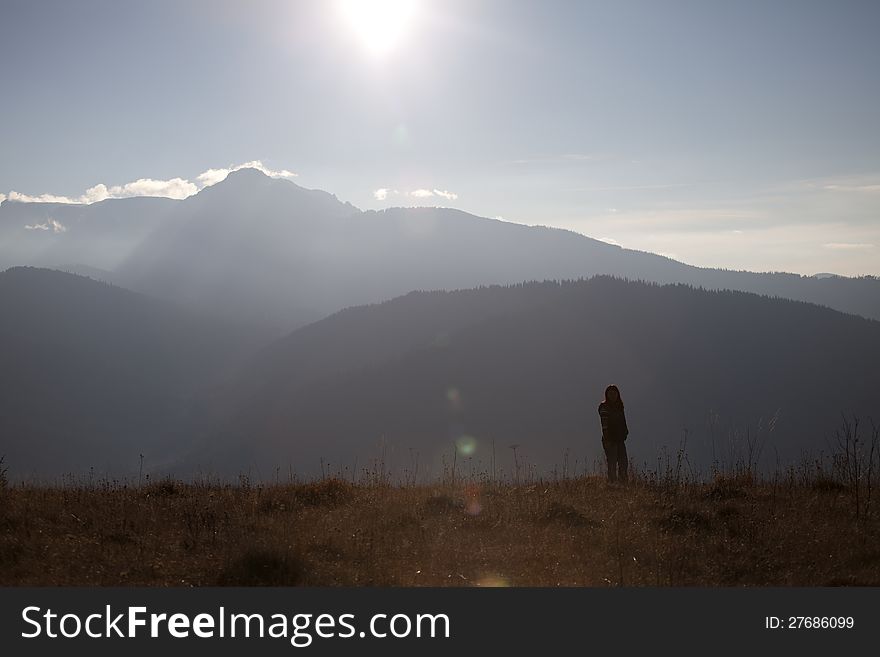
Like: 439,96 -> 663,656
217,549 -> 304,586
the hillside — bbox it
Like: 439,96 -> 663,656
0,196 -> 177,271
197,277 -> 880,478
0,267 -> 262,478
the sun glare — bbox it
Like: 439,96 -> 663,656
337,0 -> 420,56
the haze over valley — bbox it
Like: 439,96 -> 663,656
1,170 -> 877,480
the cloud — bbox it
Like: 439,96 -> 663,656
812,174 -> 880,194
589,207 -> 767,231
24,218 -> 66,233
8,190 -> 80,204
785,175 -> 880,195
4,160 -> 298,206
8,179 -> 195,203
823,184 -> 880,193
566,183 -> 692,192
406,188 -> 459,201
823,242 -> 875,250
196,160 -> 298,188
370,187 -> 459,203
196,169 -> 230,188
107,178 -> 197,200
83,185 -> 110,203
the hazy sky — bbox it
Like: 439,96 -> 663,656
2,0 -> 879,275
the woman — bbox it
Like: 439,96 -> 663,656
598,384 -> 629,483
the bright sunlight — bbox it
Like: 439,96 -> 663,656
336,0 -> 420,56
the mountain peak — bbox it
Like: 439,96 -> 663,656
217,167 -> 280,189
192,166 -> 299,200
223,166 -> 272,183
191,166 -> 360,216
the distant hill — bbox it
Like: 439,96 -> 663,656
0,196 -> 177,271
0,267 -> 262,479
2,168 -> 878,332
195,277 -> 880,478
3,269 -> 877,480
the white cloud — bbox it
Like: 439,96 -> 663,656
8,179 -> 195,203
589,207 -> 766,230
404,188 -> 459,201
24,218 -> 66,233
8,190 -> 80,204
83,184 -> 110,203
823,242 -> 875,250
566,183 -> 691,192
375,187 -> 459,203
786,175 -> 880,195
196,160 -> 298,188
823,183 -> 880,193
108,178 -> 197,200
4,160 -> 298,206
196,168 -> 230,188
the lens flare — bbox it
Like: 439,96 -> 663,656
463,482 -> 482,515
476,574 -> 510,587
446,386 -> 463,412
456,434 -> 477,456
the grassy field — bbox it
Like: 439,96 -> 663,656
2,462 -> 879,586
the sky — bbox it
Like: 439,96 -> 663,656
1,0 -> 879,276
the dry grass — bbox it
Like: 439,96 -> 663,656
2,470 -> 879,586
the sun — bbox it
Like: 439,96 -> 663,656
337,0 -> 420,56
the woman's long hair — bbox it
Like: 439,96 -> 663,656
603,384 -> 624,408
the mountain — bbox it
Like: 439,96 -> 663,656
117,169 -> 880,329
2,168 -> 878,332
116,168 -> 361,328
0,196 -> 178,272
194,277 -> 880,478
4,267 -> 876,480
0,267 -> 262,479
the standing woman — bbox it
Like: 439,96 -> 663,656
598,384 -> 629,483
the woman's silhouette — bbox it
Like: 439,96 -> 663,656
598,384 -> 629,483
